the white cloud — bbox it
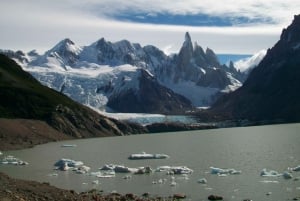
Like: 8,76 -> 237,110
0,0 -> 298,54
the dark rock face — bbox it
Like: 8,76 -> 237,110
107,69 -> 194,114
207,15 -> 300,122
168,32 -> 238,90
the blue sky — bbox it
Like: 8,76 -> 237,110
0,0 -> 299,54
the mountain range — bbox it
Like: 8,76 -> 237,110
1,14 -> 300,134
1,33 -> 257,114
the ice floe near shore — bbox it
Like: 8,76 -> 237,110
128,152 -> 169,160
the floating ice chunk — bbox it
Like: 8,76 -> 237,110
0,155 -> 29,166
48,173 -> 58,177
93,170 -> 115,178
156,166 -> 193,174
61,144 -> 77,147
134,166 -> 152,174
170,181 -> 177,186
0,151 -> 2,155
99,164 -> 115,171
210,167 -> 241,176
114,165 -> 138,173
128,152 -> 169,160
99,164 -> 138,173
74,165 -> 91,174
260,180 -> 279,184
282,171 -> 293,179
54,158 -> 84,168
260,168 -> 281,177
198,178 -> 208,184
92,180 -> 99,185
289,165 -> 300,172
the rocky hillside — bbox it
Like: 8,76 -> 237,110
0,54 -> 145,150
204,15 -> 300,123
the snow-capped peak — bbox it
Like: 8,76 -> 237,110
234,49 -> 267,73
47,38 -> 82,56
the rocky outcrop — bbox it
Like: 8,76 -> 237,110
205,15 -> 300,122
107,69 -> 194,114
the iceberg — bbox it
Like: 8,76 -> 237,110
61,144 -> 77,147
198,178 -> 208,184
156,166 -> 193,174
0,155 -> 28,166
282,171 -> 293,179
260,169 -> 281,177
90,171 -> 115,178
74,165 -> 91,174
210,167 -> 241,176
128,152 -> 169,160
289,165 -> 300,172
54,158 -> 84,168
99,164 -> 138,173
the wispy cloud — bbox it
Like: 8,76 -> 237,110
0,0 -> 299,54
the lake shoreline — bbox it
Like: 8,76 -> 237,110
0,172 -> 179,201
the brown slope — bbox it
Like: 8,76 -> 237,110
0,54 -> 145,150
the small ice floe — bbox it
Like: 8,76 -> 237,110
0,155 -> 29,166
260,180 -> 279,184
74,165 -> 91,174
0,151 -> 2,156
128,152 -> 169,160
54,158 -> 85,171
92,180 -> 99,185
282,171 -> 293,180
152,178 -> 166,184
260,169 -> 281,177
289,165 -> 300,172
114,165 -> 138,173
48,173 -> 58,177
134,166 -> 152,174
99,164 -> 141,173
170,178 -> 177,186
198,178 -> 207,184
90,171 -> 116,178
210,167 -> 241,176
61,144 -> 77,148
156,166 -> 193,175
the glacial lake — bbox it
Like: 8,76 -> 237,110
1,123 -> 300,200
